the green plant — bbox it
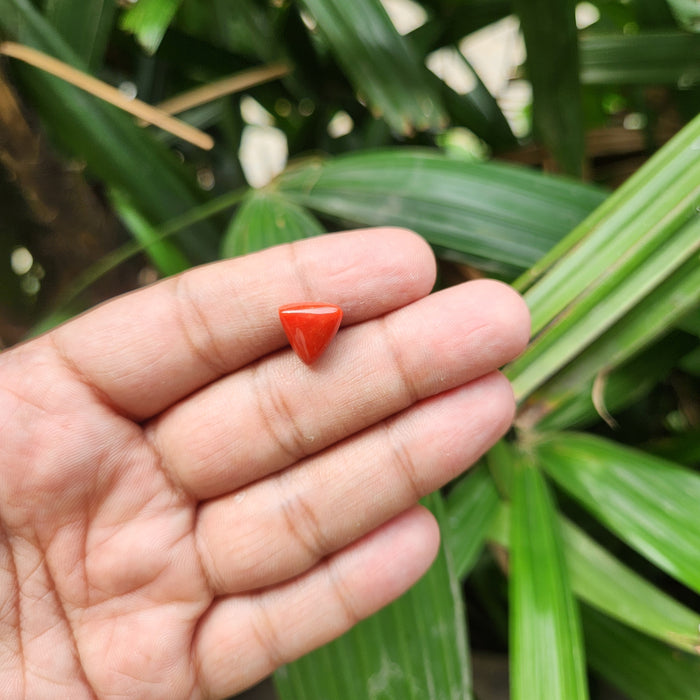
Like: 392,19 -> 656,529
1,0 -> 699,698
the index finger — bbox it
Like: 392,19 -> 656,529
50,228 -> 436,419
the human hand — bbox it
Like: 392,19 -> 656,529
0,228 -> 529,699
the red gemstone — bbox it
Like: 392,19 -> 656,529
278,303 -> 343,364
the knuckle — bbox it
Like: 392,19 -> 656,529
173,274 -> 229,377
252,363 -> 313,462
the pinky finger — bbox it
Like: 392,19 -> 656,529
193,505 -> 440,699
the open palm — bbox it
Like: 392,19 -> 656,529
0,229 -> 529,699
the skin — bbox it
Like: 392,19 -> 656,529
0,228 -> 530,699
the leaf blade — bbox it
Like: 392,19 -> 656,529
119,0 -> 183,55
44,0 -> 116,69
512,0 -> 584,175
444,463 -> 501,579
510,456 -> 588,700
275,493 -> 472,700
221,191 -> 324,258
583,606 -> 700,700
277,149 -> 605,273
298,0 -> 445,134
536,432 -> 700,594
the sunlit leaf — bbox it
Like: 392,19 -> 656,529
119,0 -> 183,55
564,517 -> 700,653
489,501 -> 700,653
515,248 -> 700,423
508,113 -> 700,407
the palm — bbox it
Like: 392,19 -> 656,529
0,230 -> 528,699
1,352 -> 209,697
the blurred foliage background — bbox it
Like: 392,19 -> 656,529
1,0 -> 699,698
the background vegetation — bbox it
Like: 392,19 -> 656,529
1,0 -> 700,698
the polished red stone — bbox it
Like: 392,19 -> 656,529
278,303 -> 343,364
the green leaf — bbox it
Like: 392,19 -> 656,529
44,0 -> 116,70
580,32 -> 700,84
490,500 -> 700,654
275,493 -> 472,700
297,0 -> 445,134
221,191 -> 324,258
0,0 -> 218,264
508,113 -> 700,406
277,149 -> 605,274
513,112 -> 700,312
534,330 -> 699,432
561,516 -> 700,653
583,606 -> 700,700
509,455 -> 588,700
444,463 -> 500,579
517,248 -> 700,422
109,188 -> 190,276
119,0 -> 183,55
431,50 -> 516,151
512,0 -> 584,175
536,432 -> 700,594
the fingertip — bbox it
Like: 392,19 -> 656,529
348,227 -> 438,305
332,504 -> 442,606
383,227 -> 438,292
466,279 -> 531,358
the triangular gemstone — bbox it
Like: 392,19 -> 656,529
279,303 -> 343,364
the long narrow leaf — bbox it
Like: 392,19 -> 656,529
109,188 -> 190,276
298,0 -> 445,134
275,493 -> 472,700
513,112 -> 700,312
580,32 -> 700,84
507,114 -> 700,406
277,149 -> 605,274
509,456 -> 588,700
536,432 -> 700,594
512,0 -> 584,175
517,247 -> 700,420
509,213 -> 700,405
44,0 -> 115,69
444,463 -> 501,579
